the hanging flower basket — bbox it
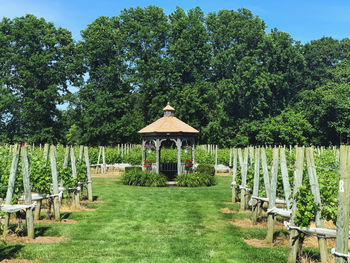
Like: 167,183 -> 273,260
144,158 -> 153,168
185,162 -> 193,168
184,158 -> 193,168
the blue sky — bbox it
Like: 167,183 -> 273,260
0,0 -> 349,43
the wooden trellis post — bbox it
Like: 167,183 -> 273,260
239,148 -> 249,211
3,144 -> 20,235
79,145 -> 83,162
50,145 -> 60,221
22,146 -> 35,239
84,146 -> 93,202
287,147 -> 304,263
266,147 -> 279,243
231,148 -> 238,203
280,148 -> 292,209
70,147 -> 80,208
102,146 -> 106,173
260,148 -> 270,205
334,145 -> 350,263
96,146 -> 102,173
252,148 -> 260,224
305,147 -> 328,262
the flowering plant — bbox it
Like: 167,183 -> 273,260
184,158 -> 192,164
144,158 -> 153,165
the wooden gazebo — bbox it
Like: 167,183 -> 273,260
138,104 -> 199,176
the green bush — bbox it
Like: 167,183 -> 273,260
124,166 -> 142,173
176,172 -> 216,187
121,169 -> 167,187
196,164 -> 215,176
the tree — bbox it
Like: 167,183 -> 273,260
120,6 -> 170,121
255,110 -> 312,146
78,16 -> 134,145
0,15 -> 81,143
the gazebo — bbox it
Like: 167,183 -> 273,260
138,104 -> 199,177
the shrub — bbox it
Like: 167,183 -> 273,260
121,169 -> 167,187
196,164 -> 215,176
176,172 -> 216,187
124,166 -> 142,173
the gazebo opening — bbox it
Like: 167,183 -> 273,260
138,103 -> 199,179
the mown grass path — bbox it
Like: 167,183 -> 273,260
3,176 -> 288,262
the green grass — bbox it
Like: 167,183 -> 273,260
1,176 -> 288,262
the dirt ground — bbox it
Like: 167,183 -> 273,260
90,167 -> 123,178
221,208 -> 347,252
35,218 -> 77,224
59,204 -> 95,212
1,259 -> 37,263
4,234 -> 66,244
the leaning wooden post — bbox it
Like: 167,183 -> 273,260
231,148 -> 238,202
260,148 -> 270,201
50,145 -> 60,221
280,148 -> 292,209
84,146 -> 93,202
102,146 -> 106,173
96,146 -> 102,173
79,145 -> 83,162
238,148 -> 245,210
245,147 -> 254,208
229,148 -> 232,167
70,147 -> 80,208
334,145 -> 350,263
43,143 -> 49,163
3,144 -> 20,235
22,146 -> 35,239
239,148 -> 249,211
287,147 -> 304,263
252,148 -> 260,224
266,147 -> 279,243
306,147 -> 328,262
63,146 -> 69,166
61,146 -> 70,191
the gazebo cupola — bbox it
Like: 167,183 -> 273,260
138,103 -> 199,176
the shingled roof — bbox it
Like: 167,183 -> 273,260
138,104 -> 199,134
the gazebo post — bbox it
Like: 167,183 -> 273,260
176,138 -> 182,175
142,139 -> 146,171
191,138 -> 195,165
155,139 -> 160,174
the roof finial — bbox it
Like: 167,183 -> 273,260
163,103 -> 175,117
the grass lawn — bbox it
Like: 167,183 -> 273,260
1,176 -> 289,262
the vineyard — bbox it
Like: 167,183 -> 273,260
0,143 -> 349,262
0,144 -> 93,239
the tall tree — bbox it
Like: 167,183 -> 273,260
120,6 -> 170,121
78,16 -> 137,145
0,15 -> 81,143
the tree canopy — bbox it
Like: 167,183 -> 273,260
0,7 -> 349,146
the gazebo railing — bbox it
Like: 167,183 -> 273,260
160,162 -> 177,172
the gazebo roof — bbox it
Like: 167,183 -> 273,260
138,104 -> 199,134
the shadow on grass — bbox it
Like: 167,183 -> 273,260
34,226 -> 51,236
0,244 -> 24,261
302,247 -> 321,262
61,212 -> 72,220
273,228 -> 289,240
